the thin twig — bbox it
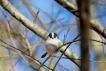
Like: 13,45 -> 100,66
53,34 -> 80,71
33,11 -> 40,23
20,33 -> 32,56
0,8 -> 29,65
0,38 -> 52,71
9,58 -> 22,71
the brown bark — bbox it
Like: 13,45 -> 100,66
56,0 -> 106,39
78,0 -> 90,71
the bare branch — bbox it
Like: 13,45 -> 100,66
56,0 -> 106,38
0,0 -> 81,68
0,0 -> 48,40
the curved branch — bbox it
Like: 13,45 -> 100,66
0,0 -> 80,68
0,39 -> 52,71
56,0 -> 106,38
0,0 -> 48,40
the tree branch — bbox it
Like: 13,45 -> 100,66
56,0 -> 106,38
0,0 -> 80,68
78,0 -> 90,70
0,0 -> 48,40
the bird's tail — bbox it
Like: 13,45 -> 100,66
41,52 -> 47,58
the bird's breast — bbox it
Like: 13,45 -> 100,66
45,39 -> 62,54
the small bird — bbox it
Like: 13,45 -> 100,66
41,32 -> 63,58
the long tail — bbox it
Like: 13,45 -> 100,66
41,52 -> 47,58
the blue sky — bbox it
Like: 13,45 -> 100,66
1,0 -> 106,71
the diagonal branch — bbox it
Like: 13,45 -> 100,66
0,0 -> 48,40
0,39 -> 52,71
0,0 -> 80,68
56,0 -> 106,38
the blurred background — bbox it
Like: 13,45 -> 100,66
0,0 -> 106,71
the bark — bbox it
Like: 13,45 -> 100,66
77,0 -> 90,71
56,0 -> 106,39
0,0 -> 81,69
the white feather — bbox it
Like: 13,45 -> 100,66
45,37 -> 63,54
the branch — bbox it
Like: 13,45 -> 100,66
0,39 -> 52,71
0,0 -> 48,40
56,0 -> 106,38
78,0 -> 90,70
0,0 -> 80,68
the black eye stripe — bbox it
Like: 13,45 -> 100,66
54,33 -> 56,38
49,33 -> 52,38
54,33 -> 59,38
48,33 -> 52,38
47,33 -> 59,39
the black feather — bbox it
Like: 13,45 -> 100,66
41,52 -> 47,58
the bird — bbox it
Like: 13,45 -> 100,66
41,32 -> 63,58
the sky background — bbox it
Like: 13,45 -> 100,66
0,0 -> 106,71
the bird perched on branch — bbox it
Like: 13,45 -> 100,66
41,32 -> 63,58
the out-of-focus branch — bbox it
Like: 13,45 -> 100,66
22,0 -> 48,31
0,0 -> 48,40
56,0 -> 106,38
78,0 -> 90,71
0,0 -> 80,68
0,39 -> 52,71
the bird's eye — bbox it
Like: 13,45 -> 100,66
48,33 -> 52,38
54,35 -> 56,38
54,33 -> 59,38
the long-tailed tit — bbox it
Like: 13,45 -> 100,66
41,32 -> 63,58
